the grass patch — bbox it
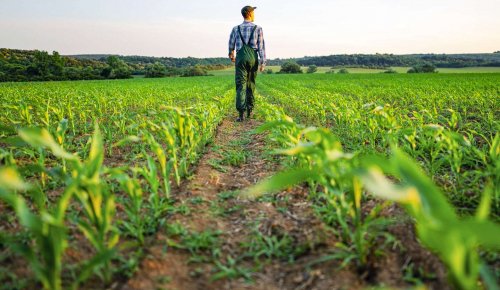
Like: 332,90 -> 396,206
207,158 -> 228,173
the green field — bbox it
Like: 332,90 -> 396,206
211,66 -> 500,75
1,73 -> 499,289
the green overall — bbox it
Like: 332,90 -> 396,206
235,25 -> 259,114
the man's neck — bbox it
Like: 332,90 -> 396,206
244,19 -> 253,22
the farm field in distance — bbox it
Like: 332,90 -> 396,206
0,72 -> 499,290
209,66 -> 500,75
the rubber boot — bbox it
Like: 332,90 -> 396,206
236,111 -> 244,122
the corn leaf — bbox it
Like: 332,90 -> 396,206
0,166 -> 30,191
19,128 -> 78,161
391,148 -> 456,221
244,168 -> 319,198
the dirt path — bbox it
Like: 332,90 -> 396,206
121,118 -> 336,290
121,117 -> 448,290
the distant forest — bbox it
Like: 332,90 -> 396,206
74,52 -> 500,68
1,48 -> 499,82
71,54 -> 233,69
0,49 -> 230,82
290,53 -> 500,68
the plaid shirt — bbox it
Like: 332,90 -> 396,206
228,21 -> 266,65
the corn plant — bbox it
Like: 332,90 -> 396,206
0,166 -> 75,290
259,73 -> 499,213
248,120 -> 392,269
69,126 -> 119,284
143,131 -> 171,198
0,123 -> 88,290
17,125 -> 119,287
55,119 -> 69,173
137,153 -> 170,223
160,124 -> 180,185
252,97 -> 499,288
113,172 -> 145,245
361,148 -> 500,290
167,107 -> 198,178
113,134 -> 169,233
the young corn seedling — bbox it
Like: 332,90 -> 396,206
112,133 -> 169,230
160,124 -> 180,186
248,122 -> 390,269
313,179 -> 393,271
113,172 -> 145,245
71,126 -> 119,284
0,166 -> 75,290
137,153 -> 169,223
144,131 -> 171,198
1,124 -> 90,290
18,125 -> 119,286
55,118 -> 69,173
170,108 -> 197,178
362,148 -> 500,290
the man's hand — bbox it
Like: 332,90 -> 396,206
259,64 -> 265,72
229,51 -> 235,63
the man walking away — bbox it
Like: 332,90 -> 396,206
228,6 -> 266,122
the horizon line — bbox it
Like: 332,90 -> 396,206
3,48 -> 497,60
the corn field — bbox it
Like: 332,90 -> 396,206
0,73 -> 499,289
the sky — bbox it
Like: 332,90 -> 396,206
1,0 -> 499,58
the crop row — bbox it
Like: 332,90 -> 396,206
258,73 -> 499,216
250,73 -> 500,289
0,77 -> 233,289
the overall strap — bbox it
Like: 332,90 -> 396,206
238,25 -> 258,46
237,26 -> 246,44
248,25 -> 258,44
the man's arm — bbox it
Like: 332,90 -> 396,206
257,26 -> 266,71
228,27 -> 236,63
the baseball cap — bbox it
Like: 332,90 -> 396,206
241,6 -> 257,17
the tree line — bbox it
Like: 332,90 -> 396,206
77,52 -> 500,69
0,49 -> 133,82
2,48 -> 499,82
280,53 -> 500,68
0,49 -> 228,82
70,54 -> 232,68
143,62 -> 213,78
276,61 -> 438,74
70,54 -> 231,76
70,52 -> 500,71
